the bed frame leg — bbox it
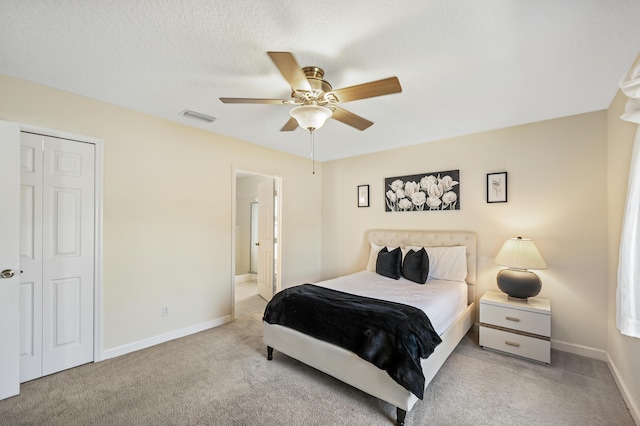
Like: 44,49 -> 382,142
396,408 -> 406,426
267,346 -> 273,360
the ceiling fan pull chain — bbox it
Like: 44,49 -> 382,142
310,129 -> 315,175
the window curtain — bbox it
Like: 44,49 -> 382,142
617,53 -> 640,338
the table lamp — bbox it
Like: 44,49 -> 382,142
494,237 -> 547,301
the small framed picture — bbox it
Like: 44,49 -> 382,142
487,172 -> 507,203
357,185 -> 370,207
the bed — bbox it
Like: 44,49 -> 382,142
263,230 -> 477,425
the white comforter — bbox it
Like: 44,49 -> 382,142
315,270 -> 468,335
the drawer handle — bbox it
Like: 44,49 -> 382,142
505,341 -> 521,347
505,316 -> 520,322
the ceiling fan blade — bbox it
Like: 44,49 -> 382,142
331,107 -> 373,131
330,77 -> 402,103
267,51 -> 312,92
280,117 -> 299,132
219,97 -> 288,104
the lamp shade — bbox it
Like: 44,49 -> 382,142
289,105 -> 332,131
494,237 -> 547,270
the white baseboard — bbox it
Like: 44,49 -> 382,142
235,273 -> 256,284
551,339 -> 608,361
607,354 -> 640,425
551,339 -> 638,424
98,315 -> 232,361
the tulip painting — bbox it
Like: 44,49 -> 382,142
384,170 -> 460,212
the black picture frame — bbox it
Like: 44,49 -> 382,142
487,172 -> 508,203
384,170 -> 460,212
357,185 -> 370,207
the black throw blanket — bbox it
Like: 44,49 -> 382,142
262,284 -> 442,399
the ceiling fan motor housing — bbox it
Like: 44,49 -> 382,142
293,66 -> 333,104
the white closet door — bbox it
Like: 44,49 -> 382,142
42,136 -> 95,376
19,133 -> 95,380
19,133 -> 44,382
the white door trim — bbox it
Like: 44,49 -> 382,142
19,123 -> 104,362
231,165 -> 282,320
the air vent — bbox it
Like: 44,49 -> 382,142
181,109 -> 216,123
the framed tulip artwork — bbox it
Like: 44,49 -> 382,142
384,170 -> 460,212
486,172 -> 507,203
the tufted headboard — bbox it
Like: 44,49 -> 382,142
368,230 -> 477,303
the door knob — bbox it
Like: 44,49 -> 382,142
1,269 -> 16,279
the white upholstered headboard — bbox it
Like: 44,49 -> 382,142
368,230 -> 477,303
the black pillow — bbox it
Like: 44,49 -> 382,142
376,247 -> 402,280
402,248 -> 429,284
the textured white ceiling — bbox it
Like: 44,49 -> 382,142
1,0 -> 639,161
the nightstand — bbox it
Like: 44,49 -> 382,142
479,290 -> 551,364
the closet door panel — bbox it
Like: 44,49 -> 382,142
42,136 -> 95,376
19,133 -> 43,383
51,277 -> 81,346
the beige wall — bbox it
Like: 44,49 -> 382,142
0,74 -> 322,351
321,111 -> 609,351
607,90 -> 640,419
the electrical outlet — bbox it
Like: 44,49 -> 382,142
162,306 -> 169,317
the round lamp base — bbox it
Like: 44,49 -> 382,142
497,269 -> 542,300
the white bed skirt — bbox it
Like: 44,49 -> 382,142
263,301 -> 475,412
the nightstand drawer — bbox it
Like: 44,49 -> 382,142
479,326 -> 550,364
480,303 -> 550,337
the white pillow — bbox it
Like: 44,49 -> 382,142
366,242 -> 398,272
406,245 -> 467,282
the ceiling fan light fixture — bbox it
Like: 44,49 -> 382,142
289,105 -> 332,131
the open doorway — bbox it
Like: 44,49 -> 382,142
233,169 -> 281,319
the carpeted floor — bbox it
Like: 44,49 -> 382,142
0,286 -> 634,425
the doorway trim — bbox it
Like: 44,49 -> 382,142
231,165 -> 282,320
19,123 -> 104,362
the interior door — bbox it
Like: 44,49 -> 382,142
19,133 -> 44,382
41,135 -> 95,376
249,202 -> 258,274
20,133 -> 95,381
257,181 -> 274,301
0,121 -> 21,399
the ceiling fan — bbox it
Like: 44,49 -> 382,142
220,51 -> 402,132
